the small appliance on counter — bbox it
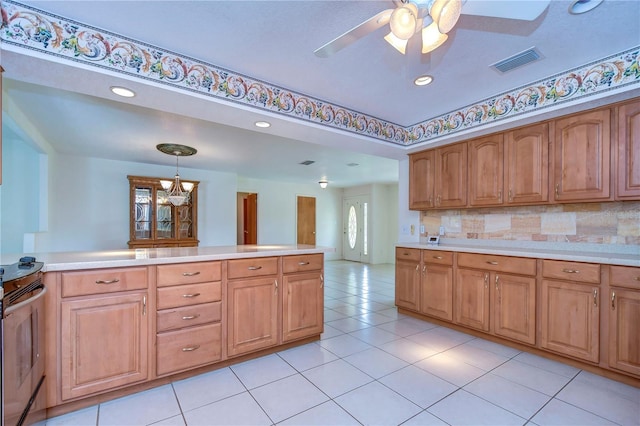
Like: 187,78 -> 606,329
1,256 -> 47,426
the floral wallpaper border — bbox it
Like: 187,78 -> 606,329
1,0 -> 639,147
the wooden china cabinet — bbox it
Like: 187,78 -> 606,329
127,175 -> 199,248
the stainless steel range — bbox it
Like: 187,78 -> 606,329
1,257 -> 46,426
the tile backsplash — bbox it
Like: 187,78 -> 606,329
420,202 -> 640,246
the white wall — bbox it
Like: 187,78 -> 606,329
0,135 -> 41,255
237,177 -> 342,260
397,158 -> 420,244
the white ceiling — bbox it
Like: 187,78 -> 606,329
2,0 -> 639,187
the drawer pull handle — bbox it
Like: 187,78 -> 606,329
298,261 -> 310,266
611,291 -> 616,310
486,261 -> 498,265
415,264 -> 419,271
433,256 -> 443,260
562,269 -> 579,274
182,271 -> 201,277
182,314 -> 200,320
248,266 -> 263,271
593,289 -> 598,307
320,274 -> 324,288
95,279 -> 120,284
403,252 -> 410,256
182,293 -> 201,298
635,277 -> 640,281
182,345 -> 200,352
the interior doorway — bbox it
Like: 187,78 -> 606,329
296,196 -> 316,245
237,192 -> 257,244
343,196 -> 369,263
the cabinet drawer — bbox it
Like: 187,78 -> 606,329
610,265 -> 640,290
156,323 -> 222,376
457,253 -> 536,276
543,260 -> 600,284
157,302 -> 222,332
227,257 -> 279,279
422,250 -> 453,265
283,254 -> 323,273
396,248 -> 421,262
157,261 -> 221,287
61,267 -> 148,297
157,282 -> 221,310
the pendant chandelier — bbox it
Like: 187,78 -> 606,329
156,143 -> 197,206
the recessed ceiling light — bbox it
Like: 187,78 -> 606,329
414,75 -> 433,86
255,121 -> 271,128
110,86 -> 136,97
568,0 -> 604,14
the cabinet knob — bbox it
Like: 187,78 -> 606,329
593,289 -> 598,307
611,291 -> 616,310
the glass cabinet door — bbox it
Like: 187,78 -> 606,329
177,204 -> 194,239
156,189 -> 175,239
134,187 -> 152,240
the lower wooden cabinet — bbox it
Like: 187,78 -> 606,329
492,273 -> 536,345
60,292 -> 149,401
608,265 -> 640,376
156,323 -> 222,376
421,263 -> 453,321
540,279 -> 600,363
455,268 -> 490,332
282,271 -> 324,342
395,248 -> 421,311
227,276 -> 279,357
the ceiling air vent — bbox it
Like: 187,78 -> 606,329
299,160 -> 315,165
491,47 -> 542,73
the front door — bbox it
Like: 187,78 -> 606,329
343,196 -> 369,263
297,196 -> 316,245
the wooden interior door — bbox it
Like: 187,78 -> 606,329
297,196 -> 316,245
244,193 -> 257,244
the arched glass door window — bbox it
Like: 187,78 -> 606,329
348,205 -> 357,249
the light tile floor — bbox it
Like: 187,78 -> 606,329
42,261 -> 640,426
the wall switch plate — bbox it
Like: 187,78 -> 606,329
420,225 -> 425,234
439,226 -> 445,236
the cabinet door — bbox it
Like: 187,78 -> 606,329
282,272 -> 324,342
616,100 -> 640,199
541,280 -> 600,362
455,268 -> 490,331
395,260 -> 421,311
60,293 -> 149,400
421,264 -> 453,321
469,135 -> 504,206
552,109 -> 612,202
609,288 -> 640,376
409,150 -> 435,209
505,123 -> 549,205
435,143 -> 467,208
492,273 -> 536,345
227,277 -> 279,357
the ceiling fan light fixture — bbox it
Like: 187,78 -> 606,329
389,2 -> 419,40
421,23 -> 448,54
430,0 -> 462,34
384,31 -> 409,54
318,180 -> 328,189
414,74 -> 434,86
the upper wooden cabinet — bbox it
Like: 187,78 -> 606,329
435,143 -> 468,208
551,108 -> 612,202
127,175 -> 199,249
504,123 -> 549,205
409,150 -> 435,209
468,135 -> 504,207
616,100 -> 640,200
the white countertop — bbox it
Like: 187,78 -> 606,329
396,240 -> 640,267
1,245 -> 334,272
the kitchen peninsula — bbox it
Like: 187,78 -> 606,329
29,245 -> 332,418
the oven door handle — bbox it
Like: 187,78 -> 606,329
4,286 -> 47,316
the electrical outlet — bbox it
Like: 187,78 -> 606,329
420,225 -> 425,234
439,226 -> 445,236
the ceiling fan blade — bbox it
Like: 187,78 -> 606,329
314,8 -> 394,58
461,0 -> 550,21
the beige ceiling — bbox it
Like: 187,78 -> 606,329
2,0 -> 639,187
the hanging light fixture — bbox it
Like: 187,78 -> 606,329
383,0 -> 462,56
156,143 -> 197,206
318,180 -> 328,189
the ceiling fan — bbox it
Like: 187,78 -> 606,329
314,0 -> 551,57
